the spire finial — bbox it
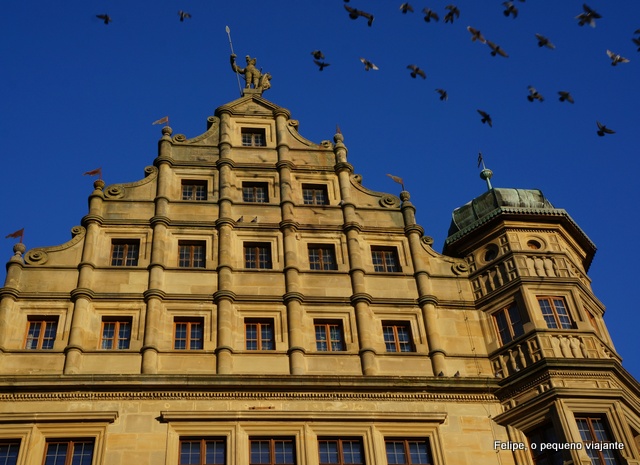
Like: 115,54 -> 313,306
477,152 -> 493,190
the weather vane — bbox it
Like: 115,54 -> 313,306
226,26 -> 271,96
477,152 -> 493,191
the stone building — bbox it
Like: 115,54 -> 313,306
1,80 -> 639,465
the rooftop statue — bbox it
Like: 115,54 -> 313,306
230,54 -> 271,93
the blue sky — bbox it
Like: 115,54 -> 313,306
2,1 -> 639,379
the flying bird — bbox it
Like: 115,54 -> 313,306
422,8 -> 439,22
632,37 -> 640,52
360,57 -> 379,71
576,4 -> 601,27
444,5 -> 460,24
400,3 -> 414,14
311,50 -> 325,60
487,41 -> 508,57
477,110 -> 492,127
535,34 -> 555,49
344,5 -> 374,27
314,60 -> 330,71
558,91 -> 575,103
596,121 -> 615,136
467,26 -> 486,43
436,89 -> 448,101
178,11 -> 191,22
502,2 -> 518,18
96,14 -> 112,25
407,65 -> 426,79
606,49 -> 630,66
527,86 -> 544,102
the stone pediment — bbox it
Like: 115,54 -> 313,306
215,92 -> 291,119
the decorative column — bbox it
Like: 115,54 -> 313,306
141,126 -> 172,374
0,243 -> 26,351
64,179 -> 104,374
275,109 -> 306,375
400,192 -> 446,376
214,109 -> 236,374
333,131 -> 377,375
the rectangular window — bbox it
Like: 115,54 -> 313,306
179,438 -> 226,465
302,184 -> 329,206
576,416 -> 621,465
371,247 -> 401,273
0,442 -> 19,465
314,320 -> 345,352
244,243 -> 272,269
538,297 -> 573,329
250,438 -> 295,465
308,245 -> 338,271
493,303 -> 525,345
179,241 -> 206,268
111,239 -> 139,266
526,423 -> 565,465
100,318 -> 132,350
243,182 -> 269,203
242,128 -> 266,147
318,438 -> 363,465
383,322 -> 414,353
385,439 -> 432,465
245,319 -> 275,351
174,319 -> 204,350
182,180 -> 208,201
44,440 -> 94,465
25,317 -> 58,350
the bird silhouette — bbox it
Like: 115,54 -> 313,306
632,37 -> 640,51
422,8 -> 439,22
576,4 -> 601,27
596,121 -> 615,136
535,34 -> 555,49
444,5 -> 460,24
477,110 -> 492,127
487,40 -> 508,57
558,91 -> 575,103
407,65 -> 426,79
400,3 -> 414,14
502,2 -> 518,18
311,50 -> 325,60
314,59 -> 330,71
606,49 -> 630,66
178,11 -> 191,22
96,14 -> 112,25
436,89 -> 448,101
360,58 -> 379,71
527,86 -> 544,102
467,26 -> 486,43
344,5 -> 374,26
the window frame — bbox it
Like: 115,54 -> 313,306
249,437 -> 296,465
245,318 -> 275,351
0,441 -> 20,465
241,128 -> 267,147
382,321 -> 415,353
179,241 -> 206,269
110,239 -> 140,267
537,296 -> 573,329
493,303 -> 525,345
371,247 -> 401,273
318,438 -> 364,465
525,422 -> 565,465
308,244 -> 338,271
179,437 -> 226,465
384,438 -> 433,465
100,318 -> 132,350
181,180 -> 208,201
301,184 -> 329,206
43,439 -> 95,465
314,320 -> 346,352
174,318 -> 204,351
242,182 -> 269,203
244,242 -> 273,270
24,317 -> 58,350
575,416 -> 622,465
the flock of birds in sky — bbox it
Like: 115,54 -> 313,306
92,3 -> 639,137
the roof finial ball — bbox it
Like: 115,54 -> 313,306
480,167 -> 493,190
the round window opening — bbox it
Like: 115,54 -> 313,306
484,246 -> 498,262
527,240 -> 541,250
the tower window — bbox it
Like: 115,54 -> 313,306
576,416 -> 622,465
250,438 -> 295,465
382,321 -> 414,353
371,247 -> 401,273
174,318 -> 204,350
244,242 -> 272,269
111,239 -> 140,267
25,317 -> 58,350
308,244 -> 338,271
179,241 -> 206,268
0,441 -> 20,465
302,184 -> 329,205
182,180 -> 207,201
43,440 -> 94,465
179,438 -> 226,465
243,182 -> 269,203
245,318 -> 275,351
314,320 -> 345,351
100,318 -> 132,350
385,439 -> 433,465
242,128 -> 266,147
537,296 -> 573,329
318,438 -> 363,465
493,303 -> 525,345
